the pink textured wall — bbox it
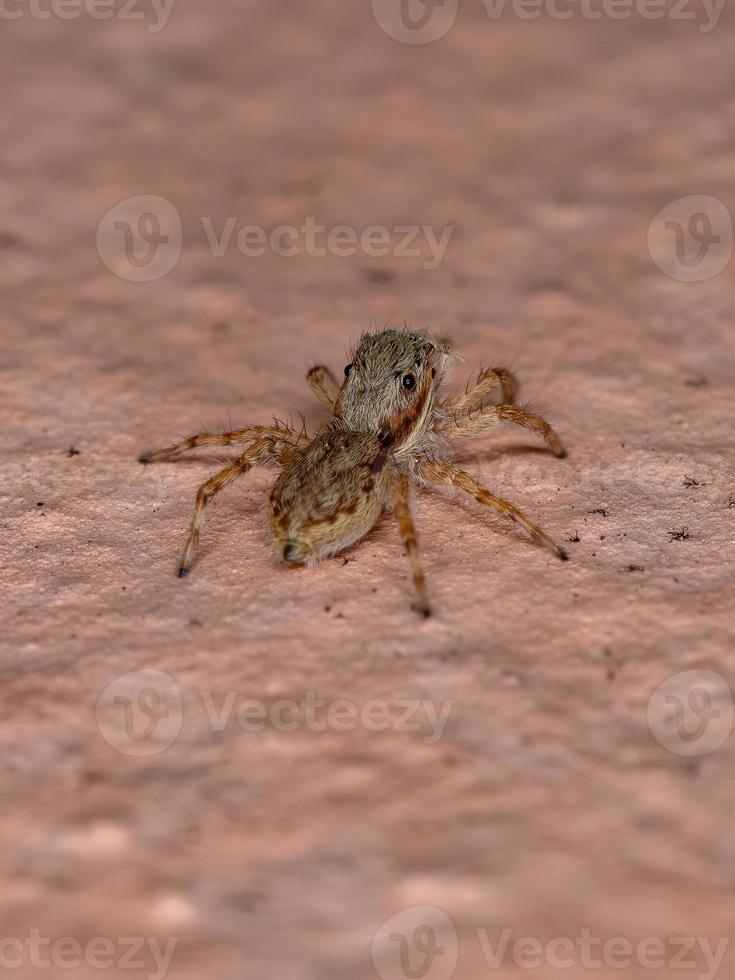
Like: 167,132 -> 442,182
2,2 -> 734,978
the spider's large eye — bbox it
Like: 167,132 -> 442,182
402,373 -> 416,390
344,364 -> 353,377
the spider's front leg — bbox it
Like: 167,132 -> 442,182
139,424 -> 309,464
439,402 -> 566,458
418,458 -> 568,561
306,365 -> 341,414
442,366 -> 518,415
391,473 -> 432,617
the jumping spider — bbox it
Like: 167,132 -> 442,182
139,329 -> 568,616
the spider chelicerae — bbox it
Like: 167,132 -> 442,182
140,329 -> 568,616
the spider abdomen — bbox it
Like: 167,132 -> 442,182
268,430 -> 392,565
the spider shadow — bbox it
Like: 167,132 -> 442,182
452,443 -> 556,467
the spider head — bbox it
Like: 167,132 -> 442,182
338,329 -> 453,451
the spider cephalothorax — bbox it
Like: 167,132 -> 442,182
337,330 -> 453,455
140,328 -> 567,616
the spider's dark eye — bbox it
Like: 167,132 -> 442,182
344,364 -> 352,377
402,373 -> 416,390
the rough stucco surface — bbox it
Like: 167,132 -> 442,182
2,2 -> 735,979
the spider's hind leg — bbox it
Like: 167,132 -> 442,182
176,436 -> 280,577
139,424 -> 308,464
